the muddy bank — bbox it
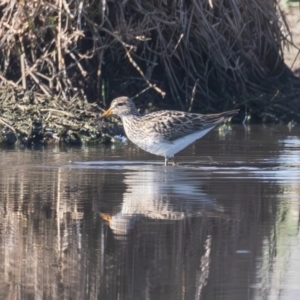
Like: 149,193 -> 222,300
0,89 -> 125,146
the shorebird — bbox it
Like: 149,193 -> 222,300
101,96 -> 238,166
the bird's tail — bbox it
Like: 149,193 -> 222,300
202,109 -> 239,126
218,109 -> 239,119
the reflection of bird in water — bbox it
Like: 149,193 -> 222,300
100,167 -> 226,236
101,97 -> 238,166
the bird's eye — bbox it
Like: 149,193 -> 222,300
117,102 -> 125,106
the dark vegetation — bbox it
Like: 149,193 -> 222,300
0,0 -> 300,145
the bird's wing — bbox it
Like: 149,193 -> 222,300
141,110 -> 238,141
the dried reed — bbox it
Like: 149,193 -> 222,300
0,0 -> 299,126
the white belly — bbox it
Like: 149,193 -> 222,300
130,127 -> 215,158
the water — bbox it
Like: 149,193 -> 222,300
0,125 -> 300,300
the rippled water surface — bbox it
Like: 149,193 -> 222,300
1,125 -> 300,300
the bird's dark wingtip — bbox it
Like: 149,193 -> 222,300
223,109 -> 240,118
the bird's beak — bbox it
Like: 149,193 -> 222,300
101,108 -> 113,118
99,213 -> 112,222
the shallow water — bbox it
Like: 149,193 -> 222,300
0,125 -> 300,300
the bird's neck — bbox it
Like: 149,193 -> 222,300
121,113 -> 141,123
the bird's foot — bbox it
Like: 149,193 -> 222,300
164,157 -> 177,166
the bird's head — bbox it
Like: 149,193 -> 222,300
101,97 -> 139,118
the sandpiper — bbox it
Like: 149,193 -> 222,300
101,97 -> 238,166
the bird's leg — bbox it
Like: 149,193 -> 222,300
164,157 -> 169,166
171,158 -> 177,166
165,157 -> 176,166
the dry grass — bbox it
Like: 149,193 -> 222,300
0,0 -> 299,124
